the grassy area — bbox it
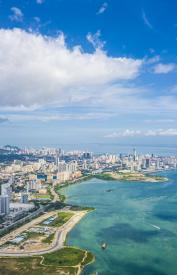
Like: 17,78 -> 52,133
25,231 -> 45,239
32,194 -> 51,200
94,172 -> 167,182
47,187 -> 54,201
94,173 -> 114,180
50,212 -> 73,227
42,233 -> 55,244
0,247 -> 94,274
153,175 -> 167,181
54,186 -> 66,202
43,247 -> 86,266
70,205 -> 95,211
0,257 -> 76,275
82,251 -> 95,266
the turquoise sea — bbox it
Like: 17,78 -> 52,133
61,171 -> 177,275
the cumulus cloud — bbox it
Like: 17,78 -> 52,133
106,129 -> 177,138
9,7 -> 23,22
0,28 -> 142,107
153,63 -> 176,74
97,2 -> 108,15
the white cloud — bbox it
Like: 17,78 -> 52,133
7,112 -> 115,122
34,17 -> 41,23
0,28 -> 142,107
86,30 -> 105,49
144,119 -> 175,123
153,63 -> 176,74
9,7 -> 23,22
171,85 -> 177,93
146,55 -> 160,64
106,129 -> 142,138
97,2 -> 108,15
142,10 -> 153,30
106,129 -> 177,138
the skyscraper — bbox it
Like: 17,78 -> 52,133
133,148 -> 137,161
1,183 -> 12,199
21,193 -> 28,204
0,195 -> 10,215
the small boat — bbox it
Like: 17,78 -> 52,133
106,189 -> 113,192
101,242 -> 107,250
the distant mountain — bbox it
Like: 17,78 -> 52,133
3,145 -> 21,152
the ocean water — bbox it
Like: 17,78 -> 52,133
61,171 -> 177,275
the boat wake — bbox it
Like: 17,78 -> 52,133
150,224 -> 160,230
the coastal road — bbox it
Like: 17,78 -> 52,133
0,211 -> 86,257
50,183 -> 59,202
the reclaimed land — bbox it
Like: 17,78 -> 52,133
0,247 -> 94,275
94,171 -> 168,182
41,212 -> 74,227
0,211 -> 94,275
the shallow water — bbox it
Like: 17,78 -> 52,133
61,171 -> 177,275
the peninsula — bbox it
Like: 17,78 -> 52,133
94,171 -> 168,183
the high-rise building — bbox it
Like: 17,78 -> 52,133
0,195 -> 10,215
1,183 -> 12,199
145,158 -> 150,169
21,193 -> 28,204
83,152 -> 93,159
58,161 -> 67,173
67,161 -> 78,173
133,148 -> 137,161
27,180 -> 41,192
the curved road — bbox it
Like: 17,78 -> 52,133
0,211 -> 86,257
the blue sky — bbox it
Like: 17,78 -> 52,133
1,0 -> 177,147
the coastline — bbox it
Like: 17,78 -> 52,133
55,171 -> 168,201
0,175 -> 96,275
0,210 -> 94,274
0,170 -> 169,274
0,210 -> 88,256
93,171 -> 168,183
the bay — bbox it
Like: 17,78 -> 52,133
61,170 -> 177,275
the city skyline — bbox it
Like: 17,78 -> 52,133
0,0 -> 177,145
1,2 -> 177,274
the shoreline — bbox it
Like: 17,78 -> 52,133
93,171 -> 168,183
0,210 -> 88,256
0,169 -> 170,274
0,210 -> 94,274
55,171 -> 169,200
